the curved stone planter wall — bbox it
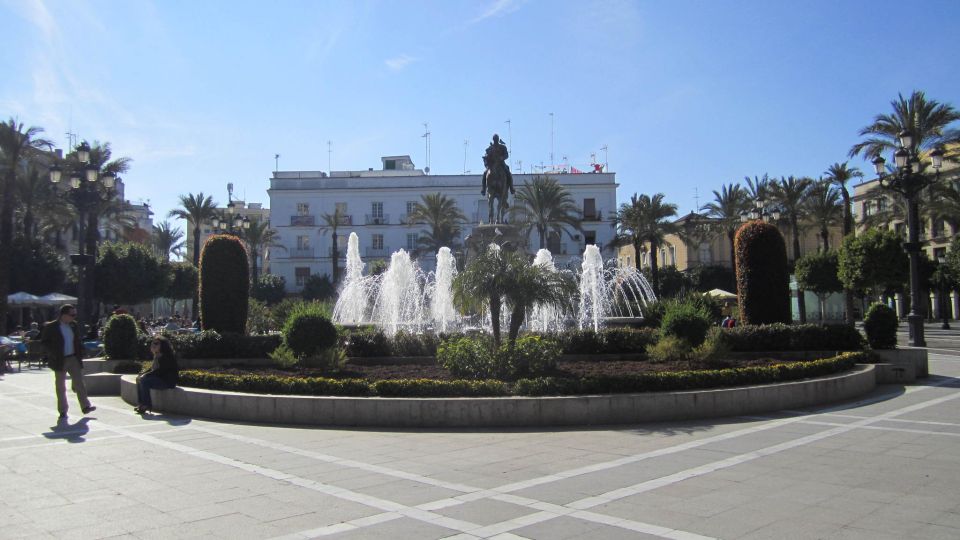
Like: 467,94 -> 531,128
121,365 -> 876,428
121,365 -> 875,427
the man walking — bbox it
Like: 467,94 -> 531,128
41,304 -> 95,419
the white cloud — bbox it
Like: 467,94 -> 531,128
385,54 -> 417,71
471,0 -> 524,24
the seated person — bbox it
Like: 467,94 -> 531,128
134,336 -> 179,414
163,319 -> 180,332
25,322 -> 40,340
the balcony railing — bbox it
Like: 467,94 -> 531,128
582,211 -> 603,222
366,246 -> 391,258
289,248 -> 315,259
365,214 -> 390,225
290,215 -> 315,226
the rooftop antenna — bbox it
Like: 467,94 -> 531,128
600,145 -> 608,171
505,119 -> 512,153
549,112 -> 554,169
227,182 -> 234,204
274,153 -> 280,174
422,123 -> 431,174
562,154 -> 568,172
463,139 -> 469,174
694,187 -> 700,212
327,141 -> 332,175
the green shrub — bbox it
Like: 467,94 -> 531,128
268,343 -> 299,369
514,352 -> 866,396
660,302 -> 712,346
246,298 -> 273,335
136,331 -> 281,359
373,378 -> 508,397
250,274 -> 286,305
556,327 -> 658,355
103,314 -> 141,359
342,327 -> 393,357
282,304 -> 338,358
438,335 -> 560,380
683,292 -> 724,324
391,330 -> 442,357
301,347 -> 347,370
110,360 -> 146,374
302,274 -> 336,301
639,300 -> 666,328
735,221 -> 791,325
179,370 -> 371,396
863,303 -> 898,349
712,324 -> 864,352
199,235 -> 250,334
645,335 -> 691,363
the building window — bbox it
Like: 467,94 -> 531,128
372,202 -> 383,218
372,234 -> 384,250
863,202 -> 872,217
406,233 -> 418,251
669,246 -> 676,266
297,203 -> 310,216
384,159 -> 396,170
699,243 -> 712,264
584,230 -> 596,246
583,198 -> 597,220
295,267 -> 310,286
406,201 -> 417,214
626,255 -> 632,267
877,197 -> 888,212
335,202 -> 347,214
296,235 -> 310,249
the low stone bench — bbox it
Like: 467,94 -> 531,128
871,349 -> 928,378
84,372 -> 123,396
873,362 -> 917,384
120,365 -> 877,427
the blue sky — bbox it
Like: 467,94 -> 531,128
3,0 -> 959,231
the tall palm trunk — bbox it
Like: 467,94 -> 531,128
840,189 -> 856,324
489,293 -> 502,347
538,225 -> 546,250
820,227 -> 830,251
633,238 -> 643,272
0,171 -> 14,333
250,248 -> 259,283
791,217 -> 806,323
727,229 -> 736,282
331,230 -> 340,285
192,225 -> 201,320
649,238 -> 661,295
508,304 -> 525,345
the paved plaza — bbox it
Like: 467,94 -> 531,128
2,324 -> 960,539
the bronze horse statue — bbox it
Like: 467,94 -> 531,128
481,139 -> 514,224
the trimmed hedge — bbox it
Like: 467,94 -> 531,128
660,303 -> 712,346
283,304 -> 338,358
103,314 -> 141,359
514,352 -> 867,396
136,331 -> 281,360
177,352 -> 866,397
863,303 -> 898,349
199,234 -> 249,334
712,323 -> 864,352
735,221 -> 791,325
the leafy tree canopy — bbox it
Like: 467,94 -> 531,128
795,251 -> 843,296
95,241 -> 168,305
837,229 -> 908,295
9,235 -> 66,295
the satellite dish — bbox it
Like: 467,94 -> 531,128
424,166 -> 430,174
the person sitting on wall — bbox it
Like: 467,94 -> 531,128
134,335 -> 179,415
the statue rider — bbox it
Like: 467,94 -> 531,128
481,134 -> 515,197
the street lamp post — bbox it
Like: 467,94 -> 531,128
871,130 -> 944,347
48,141 -> 118,336
211,202 -> 251,236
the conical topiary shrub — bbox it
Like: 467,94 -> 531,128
199,234 -> 249,334
735,220 -> 791,325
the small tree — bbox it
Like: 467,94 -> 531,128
95,241 -> 168,306
302,274 -> 336,301
102,314 -> 141,359
735,221 -> 791,325
250,274 -> 286,305
837,228 -> 908,302
164,262 -> 198,317
864,303 -> 898,349
795,251 -> 843,323
199,234 -> 249,334
9,236 -> 66,295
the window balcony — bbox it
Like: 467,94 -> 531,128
290,215 -> 315,226
582,211 -> 603,222
366,246 -> 391,258
365,214 -> 390,225
289,248 -> 315,259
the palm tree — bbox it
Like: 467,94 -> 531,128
0,119 -> 53,333
407,193 -> 467,254
744,174 -> 771,203
701,183 -> 749,272
769,175 -> 813,322
823,162 -> 863,237
804,179 -> 843,251
849,91 -> 960,160
927,180 -> 960,233
320,207 -> 349,285
453,247 -> 575,347
241,218 -> 283,283
613,193 -> 678,295
152,221 -> 185,261
508,176 -> 581,250
168,192 -> 218,268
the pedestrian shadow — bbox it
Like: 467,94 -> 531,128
137,412 -> 192,427
43,417 -> 91,443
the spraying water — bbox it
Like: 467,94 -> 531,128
529,249 -> 565,332
332,233 -> 368,324
430,247 -> 459,333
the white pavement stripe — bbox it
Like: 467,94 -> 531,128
0,428 -> 180,452
821,412 -> 960,428
797,420 -> 960,437
564,386 -> 960,513
269,511 -> 404,539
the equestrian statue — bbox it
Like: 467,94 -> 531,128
481,134 -> 515,224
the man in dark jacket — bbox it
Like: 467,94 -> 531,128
40,304 -> 95,419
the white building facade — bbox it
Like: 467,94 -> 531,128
268,156 -> 618,291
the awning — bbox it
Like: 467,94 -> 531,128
705,288 -> 737,300
7,292 -> 43,306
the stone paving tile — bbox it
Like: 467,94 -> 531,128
321,516 -> 457,539
431,498 -> 536,526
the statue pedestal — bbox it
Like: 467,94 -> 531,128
465,224 -> 524,263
